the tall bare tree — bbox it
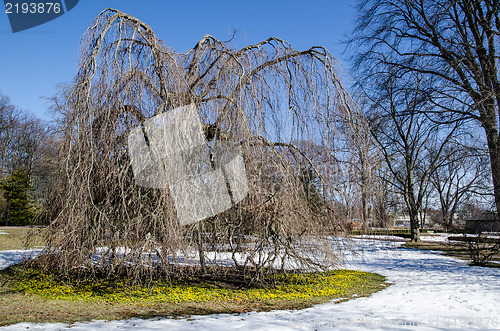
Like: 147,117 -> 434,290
345,103 -> 384,228
40,9 -> 356,282
11,117 -> 51,180
0,94 -> 21,179
351,0 -> 500,213
0,93 -> 56,225
430,142 -> 492,230
367,73 -> 460,241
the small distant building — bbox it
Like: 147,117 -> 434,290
394,216 -> 410,228
464,212 -> 500,234
392,213 -> 430,228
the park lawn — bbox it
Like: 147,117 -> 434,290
0,226 -> 46,251
0,265 -> 388,326
404,241 -> 500,268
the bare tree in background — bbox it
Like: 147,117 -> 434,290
11,117 -> 51,180
323,106 -> 384,230
0,94 -> 21,179
367,73 -> 460,242
40,9 -> 357,282
345,103 -> 383,229
0,93 -> 57,225
351,0 -> 500,213
371,166 -> 395,228
431,142 -> 492,231
0,93 -> 51,181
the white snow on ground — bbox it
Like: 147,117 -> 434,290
351,235 -> 406,241
355,232 -> 475,244
0,231 -> 8,235
0,249 -> 41,270
354,232 -> 454,243
1,240 -> 499,331
419,233 -> 451,243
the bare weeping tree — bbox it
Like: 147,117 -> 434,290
39,9 -> 356,283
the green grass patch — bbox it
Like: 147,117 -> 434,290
0,266 -> 388,326
0,226 -> 46,251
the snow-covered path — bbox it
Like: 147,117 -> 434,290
1,240 -> 499,330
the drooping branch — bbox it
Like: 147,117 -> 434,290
40,8 -> 357,282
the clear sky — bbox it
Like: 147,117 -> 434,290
0,0 -> 356,121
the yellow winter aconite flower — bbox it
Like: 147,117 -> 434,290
13,268 -> 380,305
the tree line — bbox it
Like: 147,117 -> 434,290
348,0 -> 498,241
0,93 -> 57,225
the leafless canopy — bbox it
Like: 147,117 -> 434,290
40,9 -> 355,282
350,0 -> 500,214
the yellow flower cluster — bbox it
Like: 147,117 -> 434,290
14,268 -> 376,304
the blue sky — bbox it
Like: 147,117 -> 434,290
0,1 -> 356,120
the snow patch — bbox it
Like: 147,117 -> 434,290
0,249 -> 42,271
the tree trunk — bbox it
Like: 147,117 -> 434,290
446,215 -> 453,232
197,222 -> 206,272
441,208 -> 451,232
483,116 -> 500,214
409,208 -> 420,242
361,189 -> 369,229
